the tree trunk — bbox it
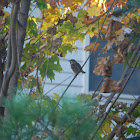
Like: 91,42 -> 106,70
0,0 -> 31,116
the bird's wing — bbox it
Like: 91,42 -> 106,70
75,62 -> 82,72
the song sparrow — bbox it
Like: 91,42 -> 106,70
69,59 -> 86,74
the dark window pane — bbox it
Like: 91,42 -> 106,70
89,37 -> 140,95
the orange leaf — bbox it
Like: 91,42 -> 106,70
30,92 -> 38,98
46,0 -> 59,8
125,121 -> 129,126
84,42 -> 101,51
137,8 -> 140,14
3,66 -> 6,71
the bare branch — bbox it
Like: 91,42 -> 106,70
90,78 -> 104,100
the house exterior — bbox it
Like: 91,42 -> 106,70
44,35 -> 89,97
5,3 -> 137,104
45,34 -> 140,104
13,1 -> 138,103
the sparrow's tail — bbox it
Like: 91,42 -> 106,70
81,70 -> 86,73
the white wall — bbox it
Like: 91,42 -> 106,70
44,39 -> 89,97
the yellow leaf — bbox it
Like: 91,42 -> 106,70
30,92 -> 38,98
86,94 -> 91,100
88,31 -> 94,38
61,0 -> 84,8
87,4 -> 102,17
103,121 -> 111,134
52,93 -> 60,100
42,7 -> 61,28
38,77 -> 43,88
95,0 -> 105,7
125,121 -> 129,126
28,75 -> 34,79
115,29 -> 122,36
84,42 -> 101,51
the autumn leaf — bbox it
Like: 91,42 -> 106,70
124,121 -> 129,126
46,0 -> 59,8
111,53 -> 124,64
105,20 -> 123,41
100,41 -> 114,53
30,92 -> 38,98
103,121 -> 111,134
114,32 -> 126,46
87,4 -> 103,17
137,8 -> 140,14
44,7 -> 61,25
93,56 -> 112,77
53,93 -> 60,100
84,0 -> 92,7
84,42 -> 101,51
61,0 -> 84,8
87,30 -> 94,38
115,29 -> 122,36
100,77 -> 122,93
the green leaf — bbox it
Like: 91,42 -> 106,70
40,55 -> 62,81
26,16 -> 38,37
132,105 -> 140,118
58,20 -> 75,34
58,43 -> 73,57
33,0 -> 49,11
127,126 -> 134,136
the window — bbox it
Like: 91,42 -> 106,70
89,36 -> 140,95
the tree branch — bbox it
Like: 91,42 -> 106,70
107,96 -> 140,140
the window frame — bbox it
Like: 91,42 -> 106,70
83,35 -> 139,103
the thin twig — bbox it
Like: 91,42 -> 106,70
23,31 -> 47,51
29,2 -> 46,94
54,74 -> 78,110
44,74 -> 73,95
29,56 -> 45,94
28,4 -> 37,17
90,78 -> 104,100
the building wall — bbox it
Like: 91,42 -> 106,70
45,34 -> 139,105
44,38 -> 89,97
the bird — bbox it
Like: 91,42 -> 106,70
69,59 -> 86,74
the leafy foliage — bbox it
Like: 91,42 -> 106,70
0,94 -> 99,140
0,0 -> 140,140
